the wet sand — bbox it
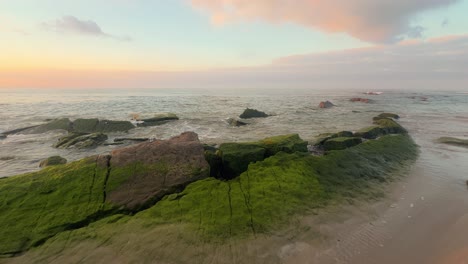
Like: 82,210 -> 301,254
279,138 -> 468,264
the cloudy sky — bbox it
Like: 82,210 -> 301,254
1,0 -> 467,89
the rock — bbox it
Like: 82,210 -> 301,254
227,118 -> 247,127
39,156 -> 67,168
377,113 -> 400,119
218,143 -> 266,179
204,150 -> 223,178
323,137 -> 363,151
350,98 -> 371,103
114,138 -> 149,143
354,126 -> 383,139
336,131 -> 354,137
437,137 -> 468,147
136,113 -> 179,127
54,133 -> 108,149
373,118 -> 407,134
72,119 -> 134,133
108,131 -> 210,210
318,101 -> 335,108
239,108 -> 269,119
258,134 -> 308,157
0,134 -> 5,140
0,156 -> 15,161
29,118 -> 72,134
313,131 -> 352,146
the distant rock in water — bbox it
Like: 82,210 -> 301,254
114,138 -> 149,143
239,108 -> 269,119
437,137 -> 468,148
376,113 -> 400,119
227,118 -> 247,127
319,101 -> 335,108
4,118 -> 135,135
0,134 -> 5,140
39,156 -> 67,168
54,133 -> 108,149
135,113 -> 179,127
350,98 -> 371,103
72,118 -> 135,133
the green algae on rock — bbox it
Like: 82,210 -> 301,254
54,133 -> 108,149
323,137 -> 362,151
239,108 -> 269,119
39,156 -> 67,168
0,117 -> 418,258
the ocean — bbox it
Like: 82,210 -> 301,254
0,88 -> 467,178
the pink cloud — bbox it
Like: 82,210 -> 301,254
191,0 -> 458,43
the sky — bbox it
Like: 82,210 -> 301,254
1,0 -> 467,89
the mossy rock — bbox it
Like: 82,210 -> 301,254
0,157 -> 114,255
258,134 -> 308,157
378,113 -> 400,119
30,118 -> 72,133
204,150 -> 223,178
142,134 -> 418,239
137,113 -> 179,127
336,131 -> 354,138
54,133 -> 108,149
373,118 -> 407,134
437,137 -> 468,147
239,108 -> 269,119
218,143 -> 266,179
39,156 -> 67,168
312,133 -> 335,146
72,119 -> 134,133
323,137 -> 363,151
354,126 -> 383,139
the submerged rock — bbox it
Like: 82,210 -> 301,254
0,134 -> 5,140
437,137 -> 468,147
54,133 -> 108,149
39,156 -> 67,168
136,113 -> 179,127
239,108 -> 269,119
227,118 -> 247,127
319,101 -> 335,108
377,113 -> 400,119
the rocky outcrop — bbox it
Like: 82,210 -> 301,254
108,132 -> 210,210
72,118 -> 135,133
319,101 -> 335,108
54,133 -> 108,149
323,137 -> 363,151
135,113 -> 179,127
239,108 -> 269,119
39,156 -> 67,168
5,118 -> 135,136
210,134 -> 308,179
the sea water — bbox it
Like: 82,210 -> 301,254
0,88 -> 467,178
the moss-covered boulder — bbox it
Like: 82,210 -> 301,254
54,133 -> 108,149
258,134 -> 308,157
323,137 -> 362,151
354,126 -> 383,139
437,137 -> 468,147
218,143 -> 266,179
374,118 -> 407,134
29,118 -> 72,133
136,113 -> 179,127
336,131 -> 354,137
239,108 -> 269,119
0,132 -> 209,255
39,156 -> 67,168
72,119 -> 134,133
204,150 -> 223,178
